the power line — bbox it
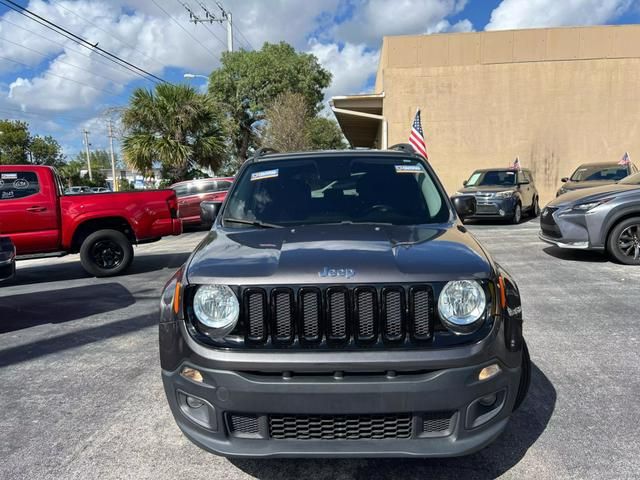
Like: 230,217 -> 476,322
49,0 -> 166,70
232,23 -> 254,50
0,0 -> 170,84
0,54 -> 121,95
150,0 -> 218,58
0,35 -> 131,90
0,16 -> 157,82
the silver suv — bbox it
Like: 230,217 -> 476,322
540,172 -> 640,264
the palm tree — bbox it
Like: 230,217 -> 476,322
121,84 -> 227,182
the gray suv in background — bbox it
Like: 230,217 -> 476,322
455,168 -> 539,223
540,172 -> 640,264
556,161 -> 637,197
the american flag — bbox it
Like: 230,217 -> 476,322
619,151 -> 631,166
511,156 -> 521,170
409,109 -> 428,158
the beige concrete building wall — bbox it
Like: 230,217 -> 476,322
340,25 -> 640,204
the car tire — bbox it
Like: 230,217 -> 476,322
79,229 -> 134,277
513,340 -> 531,412
530,197 -> 540,218
607,217 -> 640,265
511,203 -> 522,224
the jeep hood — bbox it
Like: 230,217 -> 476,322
187,224 -> 493,285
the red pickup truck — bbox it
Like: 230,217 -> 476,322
0,165 -> 182,277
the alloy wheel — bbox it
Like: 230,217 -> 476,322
617,224 -> 640,260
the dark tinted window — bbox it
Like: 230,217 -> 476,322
224,157 -> 449,226
172,180 -> 228,197
619,172 -> 640,185
0,172 -> 40,200
466,170 -> 517,187
570,165 -> 629,182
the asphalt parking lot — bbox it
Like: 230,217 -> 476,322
1,221 -> 639,480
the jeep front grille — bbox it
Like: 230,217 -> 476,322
241,285 -> 435,348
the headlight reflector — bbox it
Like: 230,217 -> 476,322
571,198 -> 612,212
438,280 -> 486,334
495,190 -> 515,198
193,284 -> 239,336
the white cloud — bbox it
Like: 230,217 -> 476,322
332,0 -> 471,45
308,40 -> 380,103
485,0 -> 633,30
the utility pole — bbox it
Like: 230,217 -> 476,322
107,120 -> 118,192
217,2 -> 233,53
183,1 -> 233,52
82,129 -> 92,181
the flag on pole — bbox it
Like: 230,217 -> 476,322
409,109 -> 428,158
511,156 -> 521,170
619,151 -> 631,166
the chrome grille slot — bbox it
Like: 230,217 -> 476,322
299,288 -> 321,342
271,288 -> 294,344
354,287 -> 377,342
382,288 -> 404,341
410,286 -> 433,340
326,287 -> 349,342
245,289 -> 267,343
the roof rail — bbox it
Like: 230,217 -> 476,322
252,147 -> 279,160
388,143 -> 417,154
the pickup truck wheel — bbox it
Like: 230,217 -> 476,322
607,217 -> 640,265
513,340 -> 531,412
80,229 -> 134,277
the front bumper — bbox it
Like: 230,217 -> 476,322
539,206 -> 602,250
468,197 -> 517,219
160,319 -> 523,458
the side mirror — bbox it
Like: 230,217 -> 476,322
462,180 -> 468,187
200,201 -> 221,227
452,195 -> 476,220
561,177 -> 569,183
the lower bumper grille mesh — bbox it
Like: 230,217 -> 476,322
269,413 -> 412,440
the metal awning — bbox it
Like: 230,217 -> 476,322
330,93 -> 385,148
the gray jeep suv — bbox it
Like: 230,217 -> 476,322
160,146 -> 530,458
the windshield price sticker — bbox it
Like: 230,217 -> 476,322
395,165 -> 422,174
1,173 -> 18,180
251,169 -> 279,181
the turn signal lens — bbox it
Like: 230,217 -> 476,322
478,364 -> 501,381
173,281 -> 182,314
181,367 -> 203,383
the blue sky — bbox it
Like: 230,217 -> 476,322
0,0 -> 639,159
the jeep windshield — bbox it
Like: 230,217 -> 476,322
222,156 -> 450,227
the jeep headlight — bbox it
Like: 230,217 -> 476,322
193,285 -> 239,337
438,280 -> 486,334
495,190 -> 515,199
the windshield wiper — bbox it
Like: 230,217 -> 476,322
223,218 -> 282,229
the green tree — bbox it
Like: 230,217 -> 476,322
0,120 -> 31,164
0,119 -> 66,166
307,117 -> 348,150
209,42 -> 331,163
121,84 -> 227,183
30,135 -> 65,166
